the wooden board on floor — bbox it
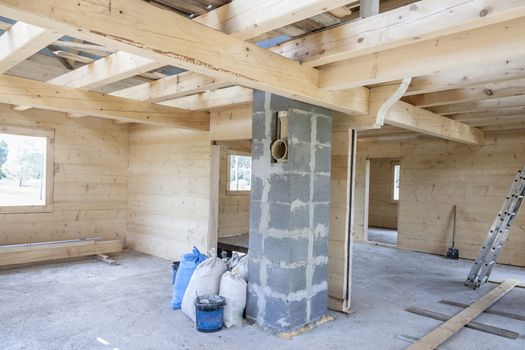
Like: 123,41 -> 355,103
408,279 -> 518,350
0,239 -> 123,267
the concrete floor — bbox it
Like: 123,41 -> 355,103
368,226 -> 398,245
1,244 -> 524,350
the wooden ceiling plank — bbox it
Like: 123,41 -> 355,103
274,0 -> 525,67
194,0 -> 353,40
319,17 -> 525,90
0,0 -> 369,115
0,21 -> 61,74
0,74 -> 209,131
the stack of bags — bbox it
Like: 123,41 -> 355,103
170,247 -> 249,328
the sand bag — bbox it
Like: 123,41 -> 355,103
219,271 -> 247,328
231,254 -> 248,281
227,253 -> 241,270
170,247 -> 207,310
181,257 -> 227,322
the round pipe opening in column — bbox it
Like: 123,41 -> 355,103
271,139 -> 288,162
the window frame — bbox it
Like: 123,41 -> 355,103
226,151 -> 251,196
0,124 -> 55,214
390,160 -> 401,203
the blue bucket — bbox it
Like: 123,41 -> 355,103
194,294 -> 226,333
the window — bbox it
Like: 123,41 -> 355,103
228,154 -> 251,192
392,162 -> 400,202
0,126 -> 54,213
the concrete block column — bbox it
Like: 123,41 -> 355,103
246,91 -> 332,332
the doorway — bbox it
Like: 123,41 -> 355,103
364,158 -> 400,246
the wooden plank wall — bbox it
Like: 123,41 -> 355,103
127,125 -> 211,260
369,158 -> 398,229
0,103 -> 128,244
218,145 -> 250,238
354,132 -> 525,266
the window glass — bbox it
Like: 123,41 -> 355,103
228,155 -> 251,191
393,164 -> 400,201
0,133 -> 47,206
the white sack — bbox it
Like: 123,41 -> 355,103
219,271 -> 247,328
181,257 -> 227,322
231,254 -> 248,281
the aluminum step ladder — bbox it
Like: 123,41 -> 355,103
465,165 -> 525,289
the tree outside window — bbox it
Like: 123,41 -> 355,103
228,155 -> 251,192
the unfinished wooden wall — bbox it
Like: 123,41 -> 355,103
127,125 -> 211,260
368,158 -> 398,229
218,145 -> 250,238
328,129 -> 351,309
354,132 -> 525,267
0,104 -> 128,244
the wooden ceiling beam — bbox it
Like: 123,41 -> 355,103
195,0 -> 355,40
0,0 -> 368,115
0,74 -> 209,130
405,78 -> 525,107
450,107 -> 525,121
274,0 -> 525,67
319,17 -> 525,90
430,95 -> 525,115
110,0 -> 359,105
161,86 -> 252,111
406,58 -> 525,96
384,101 -> 485,145
109,69 -> 231,102
14,50 -> 163,111
47,51 -> 161,90
0,21 -> 61,74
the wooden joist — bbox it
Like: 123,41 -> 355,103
161,86 -> 252,111
0,74 -> 209,131
430,95 -> 525,115
0,239 -> 123,267
406,58 -> 525,95
109,0 -> 349,103
384,101 -> 485,145
47,51 -> 161,90
274,0 -> 525,67
110,71 -> 231,102
408,279 -> 519,350
405,78 -> 525,107
0,21 -> 61,74
0,0 -> 369,116
195,0 -> 353,40
319,17 -> 525,90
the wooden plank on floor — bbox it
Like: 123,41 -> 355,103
407,279 -> 518,350
406,306 -> 519,339
439,299 -> 525,322
0,240 -> 123,267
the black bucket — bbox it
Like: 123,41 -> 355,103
194,294 -> 226,333
172,261 -> 180,284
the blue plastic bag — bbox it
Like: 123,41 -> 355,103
171,247 -> 207,309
